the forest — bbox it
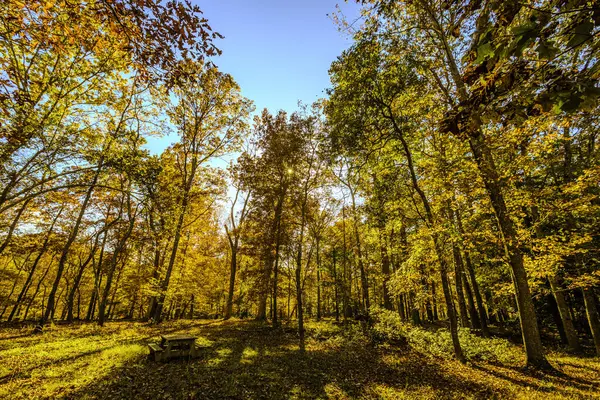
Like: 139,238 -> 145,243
1,0 -> 600,399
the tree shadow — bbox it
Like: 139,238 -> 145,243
0,333 -> 30,342
0,343 -> 126,384
556,360 -> 600,374
471,361 -> 599,396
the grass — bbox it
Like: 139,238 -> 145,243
0,319 -> 598,399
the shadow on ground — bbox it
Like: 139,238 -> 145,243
49,320 -> 596,400
3,319 -> 597,399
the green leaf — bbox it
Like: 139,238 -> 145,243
514,35 -> 535,56
510,22 -> 539,56
536,40 -> 558,59
560,96 -> 582,112
512,22 -> 536,36
579,85 -> 600,111
567,21 -> 594,48
474,42 -> 494,64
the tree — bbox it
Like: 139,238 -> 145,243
151,64 -> 251,322
237,110 -> 303,322
224,163 -> 252,319
326,37 -> 465,362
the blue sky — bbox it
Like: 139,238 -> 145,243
144,0 -> 362,155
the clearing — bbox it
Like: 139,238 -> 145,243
0,319 -> 599,399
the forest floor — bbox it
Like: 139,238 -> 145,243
0,319 -> 599,399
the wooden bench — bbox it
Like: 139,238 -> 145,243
148,343 -> 164,361
148,334 -> 204,361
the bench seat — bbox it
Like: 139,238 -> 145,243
148,343 -> 164,361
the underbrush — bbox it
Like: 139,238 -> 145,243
293,319 -> 370,350
370,307 -> 521,364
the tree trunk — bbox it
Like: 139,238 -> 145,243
296,236 -> 305,351
188,294 -> 195,319
350,188 -> 369,316
44,158 -> 103,323
0,269 -> 22,320
272,216 -> 283,327
448,204 -> 479,329
437,23 -> 550,367
224,241 -> 237,320
99,197 -> 136,326
398,294 -> 406,320
77,288 -> 81,319
436,239 -> 465,362
145,241 -> 164,321
23,258 -> 53,321
431,282 -> 439,321
548,291 -> 568,344
0,198 -> 31,256
295,173 -> 314,351
452,243 -> 469,328
256,257 -> 270,320
332,249 -> 340,322
469,130 -> 550,369
106,259 -> 125,321
380,229 -> 393,310
54,283 -> 66,320
389,115 -> 464,362
548,277 -> 580,352
66,234 -> 101,322
426,295 -> 434,322
153,203 -> 186,322
128,291 -> 137,320
316,237 -> 322,321
463,250 -> 490,336
87,221 -> 109,321
287,268 -> 292,320
257,190 -> 286,321
86,277 -> 98,321
410,292 -> 421,325
582,287 -> 600,355
342,207 -> 349,322
7,208 -> 62,321
462,271 -> 481,329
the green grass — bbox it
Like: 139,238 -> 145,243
0,319 -> 598,399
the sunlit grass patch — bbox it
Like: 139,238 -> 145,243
304,319 -> 343,337
194,335 -> 213,347
0,338 -> 146,399
323,382 -> 349,399
0,319 -> 217,399
366,383 -> 440,400
241,346 -> 258,364
206,346 -> 233,367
